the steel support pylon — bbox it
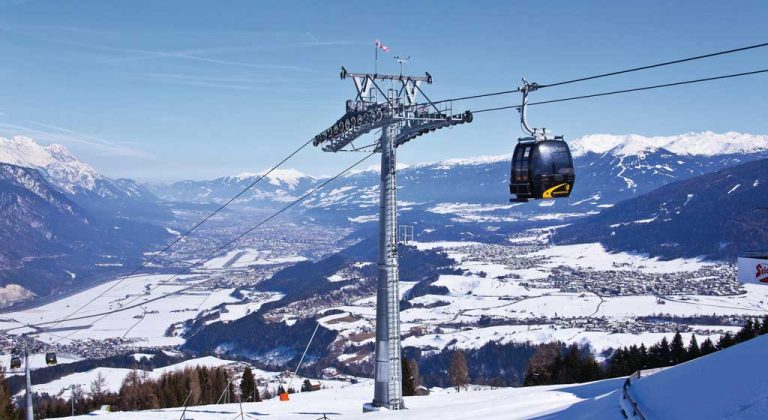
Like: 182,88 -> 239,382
311,67 -> 472,412
372,123 -> 404,410
25,350 -> 33,420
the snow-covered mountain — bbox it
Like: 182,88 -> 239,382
0,162 -> 171,299
0,136 -> 167,220
151,132 -> 768,228
0,136 -> 105,194
570,131 -> 768,157
0,137 -> 173,300
555,157 -> 768,260
152,168 -> 318,204
303,132 -> 768,224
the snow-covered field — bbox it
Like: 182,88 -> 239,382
324,241 -> 768,356
0,274 -> 283,348
3,238 -> 763,371
203,248 -> 307,269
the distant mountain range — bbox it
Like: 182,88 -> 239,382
2,132 -> 766,303
0,138 -> 172,302
150,168 -> 318,205
151,132 -> 768,225
0,136 -> 168,221
569,131 -> 768,157
554,157 -> 768,260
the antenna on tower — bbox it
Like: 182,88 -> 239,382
394,56 -> 410,76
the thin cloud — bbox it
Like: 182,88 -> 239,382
111,36 -> 364,58
127,73 -> 261,92
2,24 -> 359,72
126,72 -> 336,91
98,39 -> 363,66
305,32 -> 320,43
54,39 -> 314,72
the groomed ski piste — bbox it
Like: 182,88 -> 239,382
59,334 -> 768,419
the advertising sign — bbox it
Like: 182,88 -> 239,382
738,257 -> 768,284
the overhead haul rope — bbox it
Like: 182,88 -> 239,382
44,152 -> 376,344
428,41 -> 768,105
471,68 -> 768,114
538,41 -> 768,88
287,321 -> 321,393
42,138 -> 314,333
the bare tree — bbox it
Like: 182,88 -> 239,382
449,350 -> 469,392
90,371 -> 108,403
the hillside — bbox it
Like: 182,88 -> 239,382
555,158 -> 768,260
0,163 -> 171,300
65,335 -> 768,419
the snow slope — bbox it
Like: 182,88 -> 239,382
60,336 -> 768,419
25,356 -> 239,399
628,333 -> 768,419
62,377 -> 628,419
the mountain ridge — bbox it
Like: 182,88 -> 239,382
0,136 -> 168,221
570,131 -> 768,158
554,157 -> 768,260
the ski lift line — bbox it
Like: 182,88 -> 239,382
287,321 -> 321,393
5,284 -> 197,334
538,41 -> 768,89
470,68 -> 768,114
427,41 -> 768,106
414,83 -> 447,115
429,88 -> 522,105
43,137 -> 315,333
121,313 -> 146,339
44,152 -> 376,344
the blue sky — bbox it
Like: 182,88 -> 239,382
0,0 -> 766,181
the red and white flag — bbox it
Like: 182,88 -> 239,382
375,39 -> 390,52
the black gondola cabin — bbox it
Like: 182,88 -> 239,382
10,355 -> 21,369
510,137 -> 575,201
45,352 -> 57,366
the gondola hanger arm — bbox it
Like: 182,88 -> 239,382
518,79 -> 543,139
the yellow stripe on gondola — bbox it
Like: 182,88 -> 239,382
542,183 -> 569,199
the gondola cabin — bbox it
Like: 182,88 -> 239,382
10,355 -> 21,370
45,352 -> 58,366
510,137 -> 575,202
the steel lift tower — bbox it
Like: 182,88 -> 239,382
312,67 -> 472,410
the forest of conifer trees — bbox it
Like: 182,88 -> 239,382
523,316 -> 768,386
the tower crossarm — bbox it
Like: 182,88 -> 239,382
388,111 -> 473,149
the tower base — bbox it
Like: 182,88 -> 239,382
363,401 -> 406,413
